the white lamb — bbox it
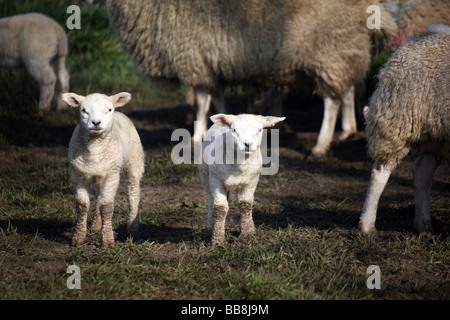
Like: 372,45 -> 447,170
0,13 -> 70,116
199,114 -> 285,245
62,92 -> 145,247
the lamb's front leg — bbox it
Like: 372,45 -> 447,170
211,182 -> 228,245
238,184 -> 257,238
91,185 -> 102,232
99,175 -> 120,246
72,184 -> 90,247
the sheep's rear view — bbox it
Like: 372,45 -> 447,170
0,13 -> 70,116
359,25 -> 450,236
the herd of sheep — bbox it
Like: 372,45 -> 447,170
0,0 -> 448,246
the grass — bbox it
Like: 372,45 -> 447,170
1,0 -> 449,304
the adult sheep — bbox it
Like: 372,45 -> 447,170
383,0 -> 450,49
359,25 -> 450,237
0,13 -> 70,116
106,0 -> 397,158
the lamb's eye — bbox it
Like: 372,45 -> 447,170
231,128 -> 236,133
82,108 -> 88,114
107,108 -> 112,113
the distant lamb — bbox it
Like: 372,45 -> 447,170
106,0 -> 397,158
63,92 -> 145,247
0,13 -> 70,116
199,113 -> 285,244
359,25 -> 450,236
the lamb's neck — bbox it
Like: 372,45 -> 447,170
80,129 -> 114,154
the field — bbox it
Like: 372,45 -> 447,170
0,1 -> 449,302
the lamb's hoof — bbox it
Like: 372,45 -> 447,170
102,239 -> 115,247
71,235 -> 86,247
240,230 -> 256,239
91,220 -> 102,233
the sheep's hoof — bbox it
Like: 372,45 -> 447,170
307,151 -> 326,162
417,231 -> 433,240
359,226 -> 378,239
338,131 -> 356,142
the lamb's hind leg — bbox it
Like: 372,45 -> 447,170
54,55 -> 70,112
99,175 -> 120,246
125,173 -> 142,235
91,185 -> 102,232
413,154 -> 437,235
26,59 -> 56,117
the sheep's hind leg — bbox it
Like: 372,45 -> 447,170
338,85 -> 357,141
413,154 -> 437,235
309,96 -> 340,159
359,162 -> 392,236
192,90 -> 212,144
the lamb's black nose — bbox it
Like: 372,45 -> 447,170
92,120 -> 101,126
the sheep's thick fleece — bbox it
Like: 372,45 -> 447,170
107,0 -> 396,99
365,28 -> 450,168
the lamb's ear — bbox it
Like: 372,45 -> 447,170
260,116 -> 285,128
61,93 -> 85,108
110,92 -> 131,108
210,114 -> 236,127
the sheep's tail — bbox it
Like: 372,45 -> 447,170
369,3 -> 399,52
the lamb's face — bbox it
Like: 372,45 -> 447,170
230,117 -> 264,154
79,95 -> 115,135
62,92 -> 132,136
210,113 -> 285,155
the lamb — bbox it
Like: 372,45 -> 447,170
0,13 -> 70,116
359,25 -> 450,237
62,92 -> 145,247
199,113 -> 285,245
106,0 -> 397,158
